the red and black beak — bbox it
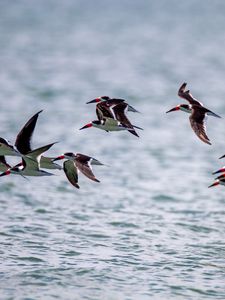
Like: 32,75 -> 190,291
208,180 -> 220,188
0,170 -> 11,177
215,174 -> 225,180
86,98 -> 101,104
166,106 -> 180,113
52,155 -> 65,162
212,167 -> 225,175
79,123 -> 93,130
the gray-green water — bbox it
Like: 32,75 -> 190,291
1,1 -> 225,299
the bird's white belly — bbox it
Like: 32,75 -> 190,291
93,124 -> 126,131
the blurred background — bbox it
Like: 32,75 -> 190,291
1,1 -> 225,299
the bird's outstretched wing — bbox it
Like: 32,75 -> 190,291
96,102 -> 114,121
178,82 -> 202,106
15,110 -> 43,154
112,103 -> 139,137
189,106 -> 211,145
75,155 -> 100,182
25,142 -> 56,169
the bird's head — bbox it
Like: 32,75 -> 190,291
166,104 -> 191,113
86,96 -> 110,104
52,152 -> 76,161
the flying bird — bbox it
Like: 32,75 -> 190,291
53,152 -> 103,189
166,82 -> 221,145
80,101 -> 142,137
0,110 -> 61,170
212,166 -> 225,175
0,143 -> 56,177
208,174 -> 225,188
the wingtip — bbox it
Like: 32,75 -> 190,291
203,138 -> 212,145
48,141 -> 59,148
128,129 -> 139,137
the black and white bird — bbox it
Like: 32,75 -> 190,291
0,110 -> 61,170
80,100 -> 142,137
166,82 -> 221,145
53,152 -> 103,189
208,174 -> 225,188
0,143 -> 56,177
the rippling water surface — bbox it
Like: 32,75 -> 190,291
1,1 -> 225,299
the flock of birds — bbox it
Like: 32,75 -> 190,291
167,83 -> 225,188
0,82 -> 224,189
0,92 -> 142,189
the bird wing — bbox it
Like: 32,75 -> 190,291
0,156 -> 11,169
63,160 -> 79,189
0,137 -> 20,156
107,99 -> 125,106
75,156 -> 100,183
112,103 -> 139,137
75,152 -> 103,166
178,82 -> 202,106
75,153 -> 92,162
112,102 -> 130,124
189,106 -> 211,145
40,156 -> 62,170
15,110 -> 43,154
109,98 -> 139,113
96,102 -> 114,121
25,142 -> 56,169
